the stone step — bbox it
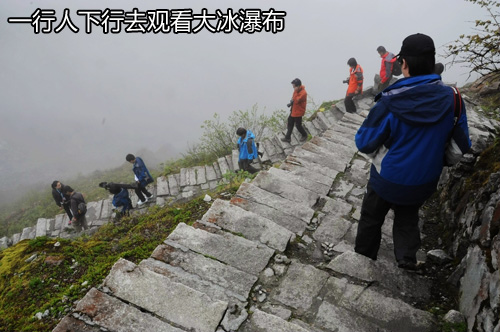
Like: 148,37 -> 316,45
342,111 -> 367,126
319,276 -> 436,332
268,167 -> 331,196
74,287 -> 184,332
315,111 -> 333,128
291,145 -> 349,173
271,261 -> 330,312
156,175 -> 170,196
317,130 -> 357,150
201,199 -> 293,252
225,154 -> 234,171
53,315 -> 103,332
312,216 -> 353,246
281,155 -> 339,181
308,136 -> 358,161
326,251 -> 431,302
231,150 -> 240,171
251,171 -> 320,207
217,156 -> 231,178
194,165 -> 207,185
232,182 -> 314,235
167,174 -> 180,196
303,121 -> 319,137
327,123 -> 357,139
103,258 -> 228,332
139,257 -> 247,304
151,242 -> 257,301
239,309 -> 313,332
166,223 -> 274,275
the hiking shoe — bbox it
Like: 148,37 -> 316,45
280,137 -> 291,143
300,135 -> 308,142
397,260 -> 417,271
147,195 -> 154,200
137,199 -> 146,206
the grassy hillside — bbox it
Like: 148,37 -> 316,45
0,174 -> 249,331
0,163 -> 161,237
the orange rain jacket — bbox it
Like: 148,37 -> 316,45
380,52 -> 396,84
291,85 -> 307,117
347,64 -> 364,95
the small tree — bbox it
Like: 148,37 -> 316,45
197,105 -> 287,159
445,0 -> 500,79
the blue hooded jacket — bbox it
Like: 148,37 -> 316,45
112,188 -> 132,214
238,130 -> 258,161
133,157 -> 154,187
355,74 -> 471,205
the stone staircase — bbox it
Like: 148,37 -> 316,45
49,90 -> 466,332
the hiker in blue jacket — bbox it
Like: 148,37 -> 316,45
236,127 -> 258,174
126,154 -> 154,206
354,33 -> 471,270
110,185 -> 133,217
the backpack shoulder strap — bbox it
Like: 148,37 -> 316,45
450,86 -> 462,125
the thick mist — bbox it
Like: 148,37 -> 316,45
0,0 -> 485,205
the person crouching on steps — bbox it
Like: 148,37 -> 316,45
126,154 -> 154,207
236,127 -> 258,174
64,187 -> 89,232
281,78 -> 308,143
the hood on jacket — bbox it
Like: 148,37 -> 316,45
377,74 -> 453,126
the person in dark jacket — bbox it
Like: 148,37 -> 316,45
64,186 -> 89,232
51,180 -> 73,219
281,78 -> 308,143
354,33 -> 471,270
126,154 -> 154,206
236,127 -> 258,174
109,184 -> 133,217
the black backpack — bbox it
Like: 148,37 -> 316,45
391,59 -> 402,76
77,202 -> 87,216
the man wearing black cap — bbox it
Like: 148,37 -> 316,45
354,33 -> 471,270
281,78 -> 308,143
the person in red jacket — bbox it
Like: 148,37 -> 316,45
376,46 -> 397,92
343,58 -> 363,113
281,78 -> 308,143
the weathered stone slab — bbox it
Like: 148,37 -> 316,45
303,121 -> 318,137
282,155 -> 339,181
234,182 -> 314,230
268,167 -> 331,196
167,223 -> 274,275
239,309 -> 311,332
20,226 -> 33,241
46,218 -> 55,232
342,111 -> 366,126
99,199 -> 113,220
323,277 -> 436,332
272,261 -> 329,312
330,179 -> 354,198
179,168 -> 188,187
11,233 -> 21,245
168,174 -> 180,196
310,136 -> 357,156
104,258 -> 227,332
321,130 -> 357,150
327,251 -> 430,301
262,138 -> 279,159
156,176 -> 170,196
328,123 -> 357,139
218,156 -> 230,176
36,218 -> 48,237
201,199 -> 293,252
312,117 -> 328,131
321,196 -> 353,218
0,237 -> 9,249
225,155 -> 234,171
460,246 -> 491,331
85,200 -> 102,222
316,111 -> 333,128
313,216 -> 352,245
194,166 -> 206,185
257,141 -> 270,163
292,146 -> 349,173
232,150 -> 240,170
187,168 -> 197,186
54,214 -> 65,231
152,243 -> 257,300
252,171 -> 319,207
323,109 -> 338,124
205,165 -> 217,181
140,257 -> 246,304
213,161 -> 222,179
76,288 -> 183,332
53,315 -> 102,332
315,301 -> 389,332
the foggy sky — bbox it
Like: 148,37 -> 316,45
0,0 -> 487,204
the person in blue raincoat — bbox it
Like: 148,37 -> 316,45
236,128 -> 259,174
126,154 -> 154,206
109,184 -> 133,217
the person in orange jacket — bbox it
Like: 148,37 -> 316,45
343,58 -> 363,113
376,46 -> 397,92
281,78 -> 308,143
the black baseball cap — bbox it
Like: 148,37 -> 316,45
291,78 -> 301,86
397,33 -> 435,57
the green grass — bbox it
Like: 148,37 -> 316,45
0,179 -> 242,331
